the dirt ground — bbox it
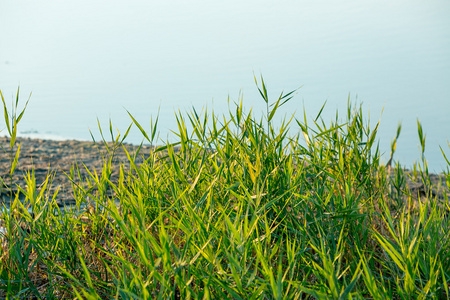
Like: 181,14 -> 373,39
0,137 -> 154,207
0,137 -> 448,209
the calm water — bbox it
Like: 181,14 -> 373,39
1,0 -> 449,172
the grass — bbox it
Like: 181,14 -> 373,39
0,77 -> 449,299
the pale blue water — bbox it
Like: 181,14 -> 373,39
1,0 -> 449,172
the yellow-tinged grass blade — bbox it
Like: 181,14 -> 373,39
10,142 -> 20,175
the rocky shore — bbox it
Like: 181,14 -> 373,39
0,136 -> 154,207
0,137 -> 448,209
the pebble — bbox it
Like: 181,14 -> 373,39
0,137 -> 448,210
0,137 -> 154,208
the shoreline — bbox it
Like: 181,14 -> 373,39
0,136 -> 154,207
0,136 -> 448,208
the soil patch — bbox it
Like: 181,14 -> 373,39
0,137 -> 448,209
0,137 -> 154,207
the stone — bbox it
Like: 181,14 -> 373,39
0,137 -> 154,208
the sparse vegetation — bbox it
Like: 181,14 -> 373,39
0,78 -> 449,299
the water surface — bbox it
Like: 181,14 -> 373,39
1,0 -> 449,171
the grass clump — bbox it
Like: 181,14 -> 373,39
0,78 -> 449,299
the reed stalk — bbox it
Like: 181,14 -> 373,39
0,81 -> 449,299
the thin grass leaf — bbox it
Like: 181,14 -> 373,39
127,110 -> 152,143
314,101 -> 327,122
440,145 -> 450,166
15,95 -> 30,124
10,143 -> 20,175
0,90 -> 12,136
